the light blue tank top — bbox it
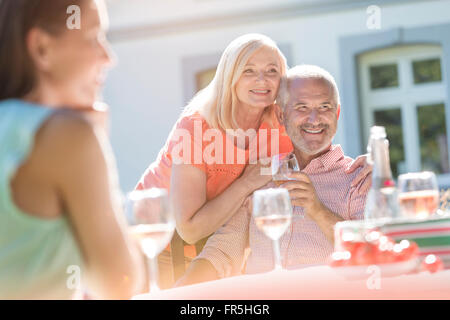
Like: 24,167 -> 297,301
0,99 -> 83,299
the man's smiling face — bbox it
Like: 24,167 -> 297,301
283,77 -> 340,156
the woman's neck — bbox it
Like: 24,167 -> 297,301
22,84 -> 66,108
234,102 -> 266,131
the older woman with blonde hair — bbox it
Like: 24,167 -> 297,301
136,34 -> 369,282
137,34 -> 292,240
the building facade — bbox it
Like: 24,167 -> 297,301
103,0 -> 450,191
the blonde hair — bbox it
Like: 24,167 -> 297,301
183,33 -> 288,130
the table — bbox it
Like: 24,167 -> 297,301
133,265 -> 450,300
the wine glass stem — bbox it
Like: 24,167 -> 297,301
148,256 -> 160,292
272,239 -> 282,270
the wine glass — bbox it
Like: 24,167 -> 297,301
252,188 -> 293,271
271,153 -> 303,220
126,188 -> 175,292
271,153 -> 300,186
398,171 -> 439,219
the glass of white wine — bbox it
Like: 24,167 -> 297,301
252,188 -> 293,271
398,171 -> 439,219
126,188 -> 175,292
271,153 -> 300,186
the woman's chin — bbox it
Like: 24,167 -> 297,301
75,91 -> 99,108
249,103 -> 274,110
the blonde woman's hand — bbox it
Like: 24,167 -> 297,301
238,158 -> 273,194
345,154 -> 373,195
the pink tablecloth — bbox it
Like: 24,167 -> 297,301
133,265 -> 450,300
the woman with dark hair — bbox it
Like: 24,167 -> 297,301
0,0 -> 145,299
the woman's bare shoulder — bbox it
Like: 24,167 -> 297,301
42,109 -> 93,134
176,111 -> 210,131
33,109 -> 100,164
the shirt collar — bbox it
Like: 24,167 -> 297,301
302,144 -> 344,172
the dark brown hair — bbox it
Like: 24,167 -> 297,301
0,0 -> 86,101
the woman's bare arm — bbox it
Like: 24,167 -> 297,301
40,112 -> 146,299
170,161 -> 270,244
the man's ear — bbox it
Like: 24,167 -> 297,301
336,104 -> 341,121
274,103 -> 284,124
26,28 -> 53,72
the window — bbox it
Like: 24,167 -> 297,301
369,64 -> 399,89
196,67 -> 216,91
417,103 -> 449,174
358,45 -> 449,182
373,108 -> 405,177
413,58 -> 442,84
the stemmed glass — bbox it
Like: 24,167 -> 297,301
271,153 -> 300,186
271,153 -> 302,221
398,171 -> 440,219
126,188 -> 175,292
252,188 -> 293,271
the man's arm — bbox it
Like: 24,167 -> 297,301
175,258 -> 218,287
175,197 -> 252,287
305,205 -> 343,244
279,172 -> 343,245
281,171 -> 370,244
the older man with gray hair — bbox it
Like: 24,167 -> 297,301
177,65 -> 369,286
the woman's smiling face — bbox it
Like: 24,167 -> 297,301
234,46 -> 282,110
37,0 -> 113,107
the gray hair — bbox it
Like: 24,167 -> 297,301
276,64 -> 340,110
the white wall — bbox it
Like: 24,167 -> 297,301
102,0 -> 450,192
106,0 -> 306,30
